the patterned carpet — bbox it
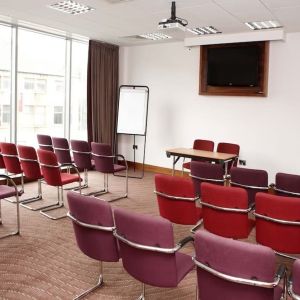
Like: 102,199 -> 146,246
0,170 -> 293,299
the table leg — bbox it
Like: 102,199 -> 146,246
224,161 -> 228,176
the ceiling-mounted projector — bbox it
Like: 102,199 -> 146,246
158,1 -> 188,31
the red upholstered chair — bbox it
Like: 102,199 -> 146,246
91,142 -> 128,202
194,230 -> 286,300
37,134 -> 54,152
288,259 -> 300,299
0,174 -> 20,239
217,142 -> 240,172
37,149 -> 82,220
67,192 -> 120,299
200,182 -> 255,239
113,207 -> 194,299
182,139 -> 214,172
254,193 -> 300,258
230,167 -> 269,206
154,174 -> 202,233
274,172 -> 300,197
190,161 -> 225,198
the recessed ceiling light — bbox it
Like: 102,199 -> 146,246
48,1 -> 94,15
138,33 -> 172,41
245,20 -> 282,30
187,26 -> 221,35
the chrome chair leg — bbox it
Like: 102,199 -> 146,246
137,283 -> 145,300
107,169 -> 128,202
190,219 -> 203,234
73,262 -> 104,300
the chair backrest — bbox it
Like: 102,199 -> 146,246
0,142 -> 22,174
201,182 -> 251,238
190,161 -> 225,197
193,139 -> 214,151
0,145 -> 5,169
154,174 -> 201,225
91,142 -> 114,173
70,139 -> 92,170
230,167 -> 269,205
291,260 -> 300,297
255,192 -> 300,254
195,230 -> 277,300
37,134 -> 54,152
52,137 -> 72,164
17,145 -> 42,180
275,172 -> 300,197
67,192 -> 119,262
217,142 -> 240,167
37,149 -> 62,186
114,207 -> 180,288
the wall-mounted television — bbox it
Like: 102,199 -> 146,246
200,41 -> 269,97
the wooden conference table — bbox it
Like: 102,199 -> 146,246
166,148 -> 238,175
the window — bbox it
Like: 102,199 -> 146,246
24,78 -> 35,90
0,76 -> 10,90
54,106 -> 63,124
55,80 -> 64,93
1,105 -> 10,124
36,79 -> 47,93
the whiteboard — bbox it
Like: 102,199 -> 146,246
117,86 -> 149,135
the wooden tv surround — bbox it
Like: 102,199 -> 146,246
200,41 -> 269,97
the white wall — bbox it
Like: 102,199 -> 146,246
118,33 -> 300,182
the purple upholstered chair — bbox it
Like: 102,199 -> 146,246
274,172 -> 300,198
190,161 -> 225,198
0,174 -> 20,239
52,137 -> 73,165
113,207 -> 194,299
37,134 -> 54,152
289,259 -> 300,299
67,192 -> 119,299
194,230 -> 286,300
91,142 -> 128,202
230,167 -> 269,206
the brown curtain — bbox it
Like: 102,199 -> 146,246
87,40 -> 119,147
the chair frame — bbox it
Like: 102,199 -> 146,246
0,174 -> 20,239
190,174 -> 225,184
154,190 -> 202,233
288,277 -> 300,300
40,162 -> 81,220
67,211 -> 115,300
273,187 -> 300,197
91,152 -> 128,202
230,181 -> 269,192
193,256 -> 286,296
114,231 -> 194,300
253,210 -> 300,260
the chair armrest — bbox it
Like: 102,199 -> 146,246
275,264 -> 286,282
176,236 -> 194,250
59,163 -> 81,177
115,154 -> 128,170
0,174 -> 19,194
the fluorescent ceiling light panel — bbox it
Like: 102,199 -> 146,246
138,33 -> 172,40
245,20 -> 282,30
188,26 -> 221,35
48,1 -> 94,15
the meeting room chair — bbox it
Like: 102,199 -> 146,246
91,142 -> 128,202
154,174 -> 202,233
200,182 -> 255,239
113,207 -> 194,300
182,139 -> 214,173
288,259 -> 300,299
273,172 -> 300,198
217,142 -> 240,172
52,137 -> 73,165
254,192 -> 300,259
190,161 -> 225,198
193,230 -> 286,300
230,167 -> 269,206
0,174 -> 20,239
0,145 -> 5,170
37,134 -> 54,152
70,139 -> 96,193
37,149 -> 82,220
67,192 -> 120,300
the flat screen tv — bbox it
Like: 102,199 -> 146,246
200,41 -> 269,97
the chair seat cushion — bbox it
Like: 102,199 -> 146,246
0,185 -> 18,199
113,164 -> 126,172
60,173 -> 82,185
176,252 -> 194,284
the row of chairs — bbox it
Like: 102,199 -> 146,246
67,191 -> 290,300
182,139 -> 240,172
37,134 -> 129,202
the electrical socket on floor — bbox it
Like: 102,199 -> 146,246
239,159 -> 246,166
